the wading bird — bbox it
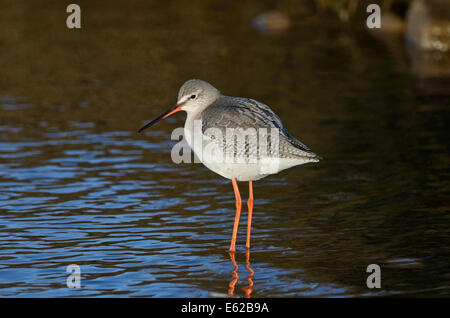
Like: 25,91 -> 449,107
138,79 -> 320,252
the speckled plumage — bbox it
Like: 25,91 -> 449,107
198,95 -> 319,161
177,79 -> 320,181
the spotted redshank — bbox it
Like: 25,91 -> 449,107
138,79 -> 320,252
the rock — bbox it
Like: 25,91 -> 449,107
406,0 -> 450,52
252,11 -> 291,34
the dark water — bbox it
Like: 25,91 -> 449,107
0,1 -> 449,297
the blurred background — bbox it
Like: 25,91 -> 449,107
0,0 -> 448,297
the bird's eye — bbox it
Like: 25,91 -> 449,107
190,94 -> 196,99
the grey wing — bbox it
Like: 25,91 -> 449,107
201,97 -> 319,160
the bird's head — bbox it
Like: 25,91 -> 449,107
138,79 -> 220,133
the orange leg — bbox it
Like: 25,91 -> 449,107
230,178 -> 242,253
246,181 -> 254,250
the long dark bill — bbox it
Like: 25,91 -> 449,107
137,103 -> 183,133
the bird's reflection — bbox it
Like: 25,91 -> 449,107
228,249 -> 254,297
